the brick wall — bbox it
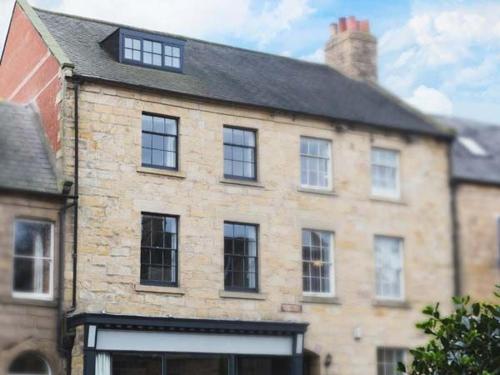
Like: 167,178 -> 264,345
0,4 -> 64,153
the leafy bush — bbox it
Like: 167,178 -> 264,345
400,287 -> 500,375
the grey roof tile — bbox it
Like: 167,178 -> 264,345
0,102 -> 59,194
434,116 -> 500,185
35,8 -> 450,139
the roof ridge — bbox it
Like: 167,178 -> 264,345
33,6 -> 334,71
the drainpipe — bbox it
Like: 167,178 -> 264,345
448,146 -> 462,297
71,79 -> 80,311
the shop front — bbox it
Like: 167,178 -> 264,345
68,314 -> 308,375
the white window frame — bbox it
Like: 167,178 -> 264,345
12,219 -> 55,301
302,229 -> 335,297
300,136 -> 332,191
374,236 -> 404,301
371,147 -> 400,199
377,347 -> 407,375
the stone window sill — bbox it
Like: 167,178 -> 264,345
297,187 -> 337,196
372,299 -> 410,309
219,290 -> 267,300
369,195 -> 406,205
301,295 -> 341,305
0,295 -> 58,308
135,284 -> 185,296
137,166 -> 186,179
219,178 -> 264,189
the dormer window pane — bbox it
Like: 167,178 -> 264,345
120,30 -> 183,70
124,37 -> 142,62
165,45 -> 181,68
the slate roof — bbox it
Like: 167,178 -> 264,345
34,8 -> 450,139
434,116 -> 500,186
0,102 -> 59,194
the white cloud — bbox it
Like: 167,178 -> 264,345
300,47 -> 323,63
382,4 -> 500,67
0,0 -> 15,57
31,0 -> 313,47
405,85 -> 453,115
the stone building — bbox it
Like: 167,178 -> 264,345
0,102 -> 70,375
436,116 -> 500,302
0,1 -> 459,375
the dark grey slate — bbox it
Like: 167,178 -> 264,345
434,116 -> 500,185
0,102 -> 59,194
35,8 -> 450,139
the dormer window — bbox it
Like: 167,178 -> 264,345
101,28 -> 185,72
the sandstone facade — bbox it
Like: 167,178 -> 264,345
455,184 -> 500,301
0,193 -> 64,375
61,81 -> 454,375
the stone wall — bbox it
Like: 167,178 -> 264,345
64,81 -> 454,375
456,184 -> 500,301
0,193 -> 64,375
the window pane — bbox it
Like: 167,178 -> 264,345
143,52 -> 152,64
124,37 -> 132,48
153,42 -> 162,53
300,137 -> 331,188
372,148 -> 399,196
165,45 -> 173,56
112,354 -> 162,375
165,119 -> 177,135
153,54 -> 162,66
224,223 -> 258,291
133,39 -> 141,50
143,40 -> 152,52
132,50 -> 141,61
141,214 -> 178,285
375,236 -> 402,299
167,355 -> 228,375
172,47 -> 180,57
223,127 -> 256,179
124,48 -> 132,59
142,115 -> 153,131
172,57 -> 181,68
302,230 -> 333,294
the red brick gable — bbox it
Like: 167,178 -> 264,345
0,3 -> 63,152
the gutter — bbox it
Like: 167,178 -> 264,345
72,74 -> 454,143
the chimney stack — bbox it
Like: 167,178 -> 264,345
324,16 -> 377,82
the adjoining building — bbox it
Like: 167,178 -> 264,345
436,116 -> 500,302
0,102 -> 72,375
0,1 -> 478,375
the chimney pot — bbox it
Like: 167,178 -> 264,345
359,20 -> 370,33
324,16 -> 377,82
338,17 -> 347,32
330,22 -> 339,36
346,16 -> 357,31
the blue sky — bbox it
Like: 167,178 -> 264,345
1,0 -> 499,123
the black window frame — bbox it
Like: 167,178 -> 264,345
223,125 -> 258,181
223,221 -> 259,293
140,212 -> 179,287
141,112 -> 179,171
120,29 -> 185,72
